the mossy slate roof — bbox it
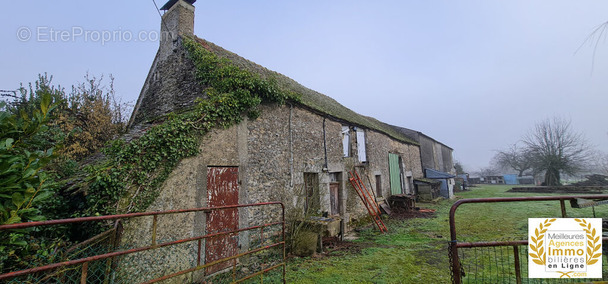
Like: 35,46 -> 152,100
194,37 -> 418,146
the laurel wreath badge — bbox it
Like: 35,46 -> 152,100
529,218 -> 556,265
574,218 -> 602,265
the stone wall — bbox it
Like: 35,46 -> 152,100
419,135 -> 436,171
120,101 -> 424,282
441,145 -> 454,174
128,39 -> 206,126
366,130 -> 423,197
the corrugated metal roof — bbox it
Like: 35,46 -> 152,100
425,168 -> 455,179
414,178 -> 441,184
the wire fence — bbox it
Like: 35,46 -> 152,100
454,243 -> 608,283
449,195 -> 608,284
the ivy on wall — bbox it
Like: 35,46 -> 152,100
85,37 -> 300,215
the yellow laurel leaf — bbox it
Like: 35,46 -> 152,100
595,244 -> 601,251
588,259 -> 598,265
575,218 -> 581,222
530,244 -> 537,251
533,259 -> 544,265
595,236 -> 600,243
592,228 -> 596,235
530,253 -> 539,259
593,253 -> 602,258
535,228 -> 539,235
538,240 -> 544,247
531,236 -> 537,243
587,247 -> 592,255
549,218 -> 556,222
588,240 -> 593,247
539,247 -> 544,256
540,229 -> 547,234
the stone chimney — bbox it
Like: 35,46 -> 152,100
159,0 -> 195,58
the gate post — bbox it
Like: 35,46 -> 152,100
449,200 -> 463,284
513,246 -> 522,284
449,241 -> 461,284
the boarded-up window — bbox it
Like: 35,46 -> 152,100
356,129 -> 367,162
304,173 -> 320,214
342,126 -> 350,157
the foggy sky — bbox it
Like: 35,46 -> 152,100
2,1 -> 607,172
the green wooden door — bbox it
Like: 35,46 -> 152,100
389,153 -> 402,195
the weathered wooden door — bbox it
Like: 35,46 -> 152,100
329,183 -> 340,216
388,153 -> 402,195
206,167 -> 239,275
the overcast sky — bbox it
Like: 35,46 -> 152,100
2,1 -> 608,172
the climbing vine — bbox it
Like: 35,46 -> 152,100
85,36 -> 299,216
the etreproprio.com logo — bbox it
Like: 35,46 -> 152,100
16,26 -> 175,45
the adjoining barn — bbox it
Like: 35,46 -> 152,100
391,127 -> 456,198
117,0 -> 455,281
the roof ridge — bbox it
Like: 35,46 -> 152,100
192,36 -> 418,145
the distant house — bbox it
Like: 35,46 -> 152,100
517,176 -> 535,185
474,175 -> 506,184
468,176 -> 481,184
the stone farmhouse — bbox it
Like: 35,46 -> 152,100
120,0 -> 454,280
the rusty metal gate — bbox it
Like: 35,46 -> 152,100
0,202 -> 285,283
449,195 -> 608,283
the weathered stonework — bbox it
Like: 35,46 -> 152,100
128,38 -> 206,126
118,0 -> 450,281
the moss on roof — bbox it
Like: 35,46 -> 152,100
194,37 -> 418,146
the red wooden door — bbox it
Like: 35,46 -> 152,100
205,167 -> 239,275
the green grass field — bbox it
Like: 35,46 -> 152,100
276,185 -> 608,284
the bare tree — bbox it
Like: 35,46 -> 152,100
494,143 -> 534,177
522,117 -> 592,186
589,150 -> 608,175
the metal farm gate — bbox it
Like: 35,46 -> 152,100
0,202 -> 285,283
449,195 -> 608,284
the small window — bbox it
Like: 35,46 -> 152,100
356,128 -> 367,162
342,126 -> 351,157
329,172 -> 340,182
375,175 -> 382,197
